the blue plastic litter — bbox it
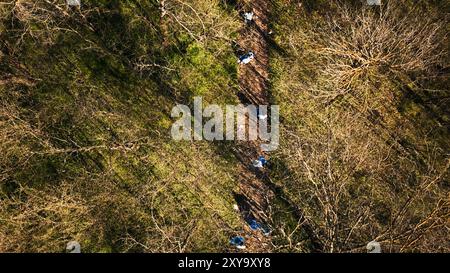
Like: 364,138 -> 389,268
230,236 -> 245,246
252,156 -> 268,169
238,52 -> 254,64
249,220 -> 262,230
258,156 -> 267,166
248,219 -> 272,236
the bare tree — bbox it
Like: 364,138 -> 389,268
307,2 -> 446,101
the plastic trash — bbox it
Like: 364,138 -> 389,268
248,219 -> 272,236
249,220 -> 262,230
230,236 -> 246,249
258,156 -> 267,166
238,52 -> 254,65
252,156 -> 268,169
243,12 -> 254,23
252,160 -> 263,168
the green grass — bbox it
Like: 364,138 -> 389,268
0,0 -> 244,252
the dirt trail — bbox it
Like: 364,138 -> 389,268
230,0 -> 326,253
231,0 -> 274,253
238,0 -> 270,105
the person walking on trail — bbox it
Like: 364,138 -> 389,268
238,51 -> 254,65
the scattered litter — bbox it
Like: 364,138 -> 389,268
252,156 -> 268,169
238,52 -> 255,65
249,220 -> 261,230
258,156 -> 267,166
230,236 -> 246,249
243,12 -> 254,24
233,204 -> 240,211
66,241 -> 81,253
248,219 -> 272,236
252,159 -> 263,168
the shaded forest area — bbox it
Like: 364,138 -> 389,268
0,0 -> 449,252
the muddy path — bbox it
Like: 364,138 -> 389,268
237,0 -> 270,105
230,0 -> 274,253
230,0 -> 324,253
